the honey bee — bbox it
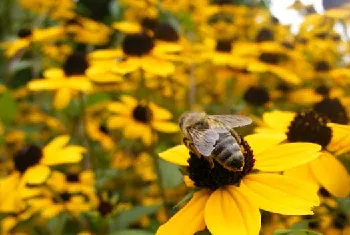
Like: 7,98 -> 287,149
179,111 -> 252,171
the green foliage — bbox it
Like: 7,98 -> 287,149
158,158 -> 183,188
108,230 -> 155,235
110,205 -> 161,230
274,229 -> 322,235
0,91 -> 17,124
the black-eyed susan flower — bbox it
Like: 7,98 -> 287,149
28,52 -> 93,109
18,0 -> 75,19
88,32 -> 175,77
107,95 -> 178,145
1,26 -> 64,58
256,110 -> 350,197
157,133 -> 322,235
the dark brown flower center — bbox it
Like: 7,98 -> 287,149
63,52 -> 88,76
258,52 -> 284,64
187,138 -> 254,190
154,23 -> 179,42
313,98 -> 349,124
141,17 -> 159,32
55,192 -> 72,203
99,124 -> 110,134
318,187 -> 331,197
13,145 -> 43,173
314,61 -> 331,72
243,86 -> 270,106
281,41 -> 295,50
255,28 -> 274,42
132,105 -> 153,123
66,173 -> 80,182
17,28 -> 32,38
287,111 -> 332,148
98,201 -> 114,216
333,212 -> 348,229
122,33 -> 154,56
315,85 -> 330,96
215,39 -> 232,52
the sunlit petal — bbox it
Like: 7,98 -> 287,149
158,145 -> 189,166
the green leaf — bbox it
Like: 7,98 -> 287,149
158,158 -> 183,189
110,205 -> 161,230
85,92 -> 110,106
274,229 -> 322,235
0,91 -> 17,124
289,220 -> 311,230
108,230 -> 154,235
47,212 -> 68,235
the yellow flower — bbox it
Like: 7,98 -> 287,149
256,110 -> 350,197
107,95 -> 179,145
19,0 -> 75,19
28,53 -> 93,109
88,32 -> 175,77
1,26 -> 64,58
157,133 -> 322,235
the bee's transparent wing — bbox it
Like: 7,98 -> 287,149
208,115 -> 252,129
188,128 -> 219,157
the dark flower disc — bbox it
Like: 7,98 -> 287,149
63,52 -> 89,76
66,173 -> 80,182
287,111 -> 332,148
13,145 -> 43,173
98,201 -> 114,216
141,17 -> 159,32
255,28 -> 274,42
122,33 -> 155,56
215,39 -> 232,52
154,23 -> 179,42
187,139 -> 254,190
314,61 -> 331,72
258,52 -> 283,64
315,85 -> 330,96
243,86 -> 270,106
17,28 -> 32,38
333,212 -> 348,229
132,105 -> 153,123
313,98 -> 349,124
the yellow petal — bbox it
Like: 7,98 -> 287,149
241,173 -> 320,215
43,68 -> 65,79
22,165 -> 51,185
260,110 -> 295,133
254,143 -> 321,172
152,121 -> 179,133
112,21 -> 141,33
112,58 -> 140,74
108,102 -> 131,114
44,135 -> 70,156
245,133 -> 286,155
204,186 -> 261,235
158,145 -> 189,166
141,57 -> 175,76
53,88 -> 72,110
120,95 -> 137,107
156,190 -> 210,235
327,123 -> 350,155
42,146 -> 85,165
107,116 -> 130,129
149,103 -> 173,120
309,152 -> 350,197
284,163 -> 319,185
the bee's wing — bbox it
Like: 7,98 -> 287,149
188,127 -> 219,157
207,115 -> 252,129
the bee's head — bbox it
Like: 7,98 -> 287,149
178,111 -> 206,132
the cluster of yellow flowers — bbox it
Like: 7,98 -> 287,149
0,0 -> 350,234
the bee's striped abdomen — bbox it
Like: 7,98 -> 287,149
212,132 -> 244,171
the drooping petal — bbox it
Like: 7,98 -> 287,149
205,186 -> 261,235
53,88 -> 72,110
156,190 -> 211,235
152,121 -> 179,133
158,145 -> 190,166
22,165 -> 51,185
309,152 -> 350,197
254,143 -> 321,172
327,123 -> 350,155
245,133 -> 286,155
241,173 -> 320,215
